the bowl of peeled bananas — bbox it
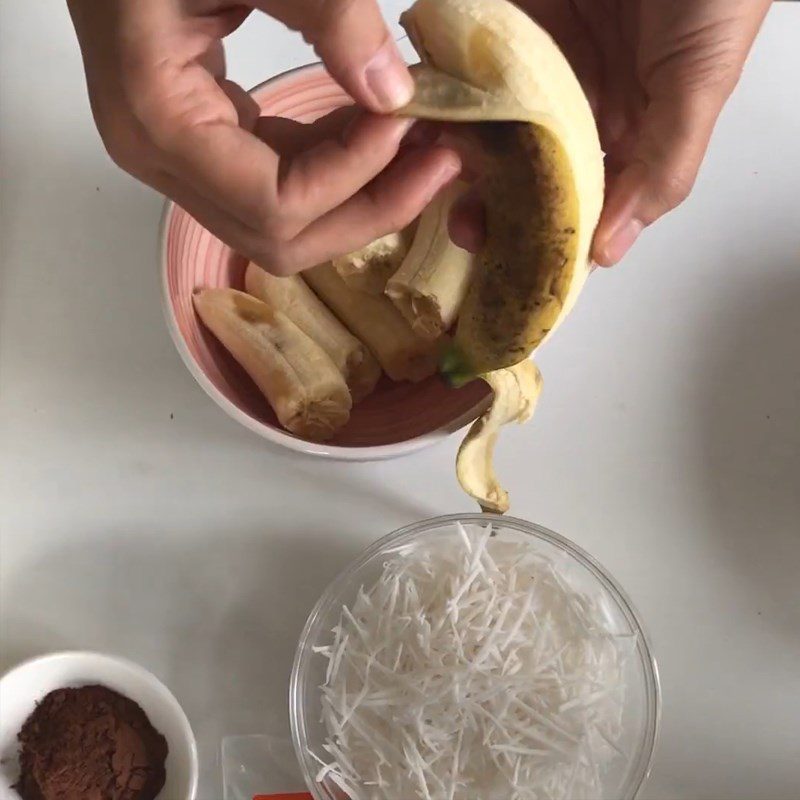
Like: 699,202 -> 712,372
161,0 -> 602,512
160,61 -> 492,463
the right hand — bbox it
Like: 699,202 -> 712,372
522,0 -> 772,267
68,0 -> 461,275
448,0 -> 771,266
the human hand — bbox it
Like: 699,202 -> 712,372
67,0 -> 461,275
539,0 -> 773,265
449,0 -> 771,266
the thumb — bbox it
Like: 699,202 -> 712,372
592,89 -> 727,266
255,0 -> 414,113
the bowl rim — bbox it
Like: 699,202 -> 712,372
0,649 -> 199,800
158,62 -> 488,462
289,513 -> 662,800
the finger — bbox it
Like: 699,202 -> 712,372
162,145 -> 458,276
520,0 -> 602,111
199,40 -> 226,77
190,3 -> 252,38
150,88 -> 401,236
448,184 -> 485,254
437,126 -> 487,181
592,91 -> 725,266
156,173 -> 268,264
150,79 -> 424,245
253,106 -> 358,155
219,79 -> 261,130
276,112 -> 416,225
256,109 -> 433,159
160,113 -> 282,230
274,145 -> 461,274
254,0 -> 413,112
570,0 -> 643,145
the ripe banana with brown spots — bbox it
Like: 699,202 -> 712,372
400,0 -> 604,384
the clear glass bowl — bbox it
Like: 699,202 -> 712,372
290,514 -> 661,800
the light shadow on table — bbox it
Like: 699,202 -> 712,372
642,262 -> 800,800
2,521 -> 360,794
695,266 -> 800,637
0,141 -> 267,456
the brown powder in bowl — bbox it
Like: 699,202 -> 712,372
14,684 -> 168,800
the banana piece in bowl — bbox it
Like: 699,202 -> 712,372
332,227 -> 415,296
386,180 -> 476,341
193,288 -> 352,441
244,263 -> 381,402
304,263 -> 441,383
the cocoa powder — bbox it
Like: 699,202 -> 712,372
14,684 -> 168,800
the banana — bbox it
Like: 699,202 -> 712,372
244,263 -> 381,402
386,180 -> 476,340
193,288 -> 351,441
399,0 -> 604,384
332,227 -> 414,296
456,359 -> 543,513
303,263 -> 440,383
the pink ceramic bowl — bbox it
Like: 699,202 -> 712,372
160,63 -> 489,460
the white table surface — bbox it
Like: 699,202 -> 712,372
2,3 -> 799,799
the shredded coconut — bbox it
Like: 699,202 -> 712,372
313,522 -> 633,799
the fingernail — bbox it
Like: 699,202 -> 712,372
343,112 -> 412,145
602,217 -> 643,265
364,41 -> 415,112
426,158 -> 461,202
395,117 -> 416,136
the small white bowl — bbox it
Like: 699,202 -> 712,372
0,651 -> 198,800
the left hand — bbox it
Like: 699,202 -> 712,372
68,0 -> 461,275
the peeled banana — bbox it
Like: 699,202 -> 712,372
456,359 -> 543,513
332,228 -> 413,296
193,288 -> 351,441
400,0 -> 605,383
303,263 -> 440,383
244,263 -> 381,402
386,181 -> 476,340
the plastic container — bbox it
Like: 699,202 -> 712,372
290,514 -> 660,800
